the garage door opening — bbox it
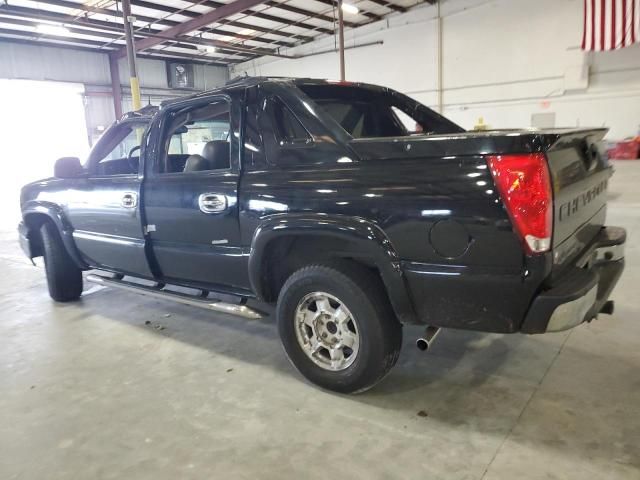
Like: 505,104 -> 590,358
0,79 -> 90,229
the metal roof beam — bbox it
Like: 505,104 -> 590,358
367,1 -> 407,13
206,18 -> 312,41
23,0 -> 181,28
140,48 -> 257,65
182,0 -> 333,34
0,26 -> 120,49
0,24 -> 249,64
263,1 -> 356,27
0,15 -> 255,58
137,52 -> 231,66
312,0 -> 382,21
0,5 -> 140,34
124,0 -> 267,55
18,0 -> 311,42
128,0 -> 295,47
0,35 -> 114,54
0,15 -> 149,44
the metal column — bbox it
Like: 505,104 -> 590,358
121,0 -> 141,111
108,54 -> 123,119
436,0 -> 443,114
337,0 -> 346,81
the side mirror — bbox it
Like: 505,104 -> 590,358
54,157 -> 84,178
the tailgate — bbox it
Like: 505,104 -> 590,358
545,128 -> 612,271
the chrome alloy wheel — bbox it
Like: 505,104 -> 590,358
294,291 -> 360,371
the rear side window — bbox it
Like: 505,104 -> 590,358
270,97 -> 312,145
392,107 -> 423,134
297,83 -> 464,138
314,99 -> 404,138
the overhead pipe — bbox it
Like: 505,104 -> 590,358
114,31 -> 299,59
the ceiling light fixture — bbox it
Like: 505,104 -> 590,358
219,29 -> 254,42
36,24 -> 70,36
341,3 -> 359,14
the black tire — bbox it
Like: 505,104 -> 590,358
276,262 -> 402,394
40,222 -> 83,302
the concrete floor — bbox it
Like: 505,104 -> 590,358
1,161 -> 639,480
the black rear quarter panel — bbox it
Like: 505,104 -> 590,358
240,147 -> 533,332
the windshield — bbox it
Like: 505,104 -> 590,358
88,120 -> 150,175
296,83 -> 464,138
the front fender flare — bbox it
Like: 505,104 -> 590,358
248,213 -> 417,323
22,201 -> 88,268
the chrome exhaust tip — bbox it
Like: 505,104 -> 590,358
416,326 -> 440,351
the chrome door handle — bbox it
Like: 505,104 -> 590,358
121,192 -> 138,208
198,193 -> 227,214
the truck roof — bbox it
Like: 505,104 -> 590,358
120,76 -> 395,122
158,76 -> 390,108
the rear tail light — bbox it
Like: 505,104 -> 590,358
487,153 -> 552,254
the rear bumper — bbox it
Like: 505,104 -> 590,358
520,226 -> 626,333
401,226 -> 625,333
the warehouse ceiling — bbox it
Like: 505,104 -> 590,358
0,0 -> 431,66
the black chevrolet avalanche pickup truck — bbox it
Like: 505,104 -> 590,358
19,77 -> 625,393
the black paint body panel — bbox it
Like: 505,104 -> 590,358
18,78 -> 620,333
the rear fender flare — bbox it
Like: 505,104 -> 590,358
248,213 -> 417,323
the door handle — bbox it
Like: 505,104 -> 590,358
198,193 -> 227,214
121,192 -> 138,208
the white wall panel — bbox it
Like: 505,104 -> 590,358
2,41 -> 229,144
232,0 -> 640,139
195,64 -> 229,90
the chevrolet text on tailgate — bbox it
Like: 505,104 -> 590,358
18,77 -> 626,393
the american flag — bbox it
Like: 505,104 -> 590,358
582,0 -> 640,50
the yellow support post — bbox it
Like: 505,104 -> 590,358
130,76 -> 141,111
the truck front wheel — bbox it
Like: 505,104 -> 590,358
276,262 -> 402,394
40,222 -> 83,302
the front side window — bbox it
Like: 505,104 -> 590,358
89,121 -> 148,176
161,100 -> 231,173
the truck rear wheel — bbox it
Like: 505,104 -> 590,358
276,262 -> 402,394
40,222 -> 83,302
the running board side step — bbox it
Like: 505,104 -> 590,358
86,274 -> 264,320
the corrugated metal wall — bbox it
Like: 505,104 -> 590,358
0,42 -> 111,84
0,41 -> 229,144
